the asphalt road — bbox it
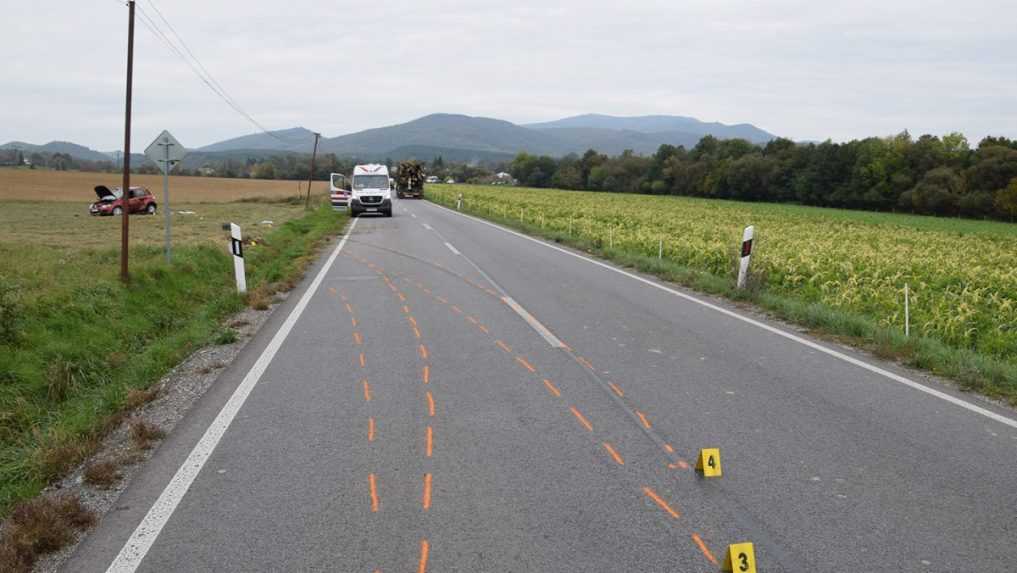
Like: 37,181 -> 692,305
67,198 -> 1017,572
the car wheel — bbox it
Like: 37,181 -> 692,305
146,203 -> 157,214
384,210 -> 393,217
113,207 -> 123,216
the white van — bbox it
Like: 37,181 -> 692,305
350,164 -> 393,217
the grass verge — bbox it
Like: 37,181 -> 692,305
428,195 -> 1017,407
0,204 -> 346,521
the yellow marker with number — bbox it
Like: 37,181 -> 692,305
695,448 -> 722,477
721,542 -> 756,572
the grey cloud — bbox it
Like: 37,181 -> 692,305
1,0 -> 1014,150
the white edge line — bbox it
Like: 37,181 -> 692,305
444,241 -> 461,256
426,201 -> 1017,430
422,223 -> 433,230
106,217 -> 361,572
502,295 -> 565,348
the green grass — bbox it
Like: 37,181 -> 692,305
426,185 -> 1017,406
0,204 -> 346,516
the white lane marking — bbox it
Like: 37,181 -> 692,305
106,217 -> 361,572
502,296 -> 565,348
406,206 -> 568,350
426,202 -> 1017,430
444,242 -> 461,256
411,213 -> 417,219
422,223 -> 433,230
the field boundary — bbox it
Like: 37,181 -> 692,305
424,192 -> 1017,409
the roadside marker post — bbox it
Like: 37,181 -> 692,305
228,223 -> 247,294
721,542 -> 757,572
736,225 -> 754,289
658,237 -> 663,259
695,448 -> 722,477
456,193 -> 463,210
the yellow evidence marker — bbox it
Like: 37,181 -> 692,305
721,542 -> 757,572
695,448 -> 722,477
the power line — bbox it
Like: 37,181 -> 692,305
112,0 -> 309,146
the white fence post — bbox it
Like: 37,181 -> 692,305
658,238 -> 663,260
736,225 -> 754,289
230,223 -> 247,294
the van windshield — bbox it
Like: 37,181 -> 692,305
353,175 -> 389,190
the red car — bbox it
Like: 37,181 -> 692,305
90,185 -> 158,216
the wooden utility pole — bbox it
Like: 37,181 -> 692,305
120,0 -> 136,282
305,132 -> 321,209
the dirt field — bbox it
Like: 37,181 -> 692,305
0,168 -> 329,203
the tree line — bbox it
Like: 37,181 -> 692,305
509,133 -> 1017,221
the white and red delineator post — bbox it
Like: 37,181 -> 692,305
230,223 -> 247,294
737,225 -> 754,289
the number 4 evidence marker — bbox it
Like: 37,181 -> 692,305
695,447 -> 722,478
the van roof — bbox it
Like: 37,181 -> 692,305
353,164 -> 389,176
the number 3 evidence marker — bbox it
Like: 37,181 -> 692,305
722,542 -> 757,573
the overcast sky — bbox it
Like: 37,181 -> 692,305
2,0 -> 1015,150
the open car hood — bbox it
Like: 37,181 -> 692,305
94,185 -> 121,201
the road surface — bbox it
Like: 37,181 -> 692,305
67,199 -> 1017,572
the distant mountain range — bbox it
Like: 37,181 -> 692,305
0,140 -> 114,162
3,113 -> 778,164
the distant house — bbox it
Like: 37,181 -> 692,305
445,177 -> 455,184
199,166 -> 216,176
496,172 -> 512,180
426,175 -> 440,184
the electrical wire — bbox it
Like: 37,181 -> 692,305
111,0 -> 309,146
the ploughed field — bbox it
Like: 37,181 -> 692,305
427,184 -> 1017,367
0,167 -> 326,203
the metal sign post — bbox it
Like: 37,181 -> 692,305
145,130 -> 188,263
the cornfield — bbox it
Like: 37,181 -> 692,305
429,184 -> 1017,362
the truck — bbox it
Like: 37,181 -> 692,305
395,160 -> 425,199
349,164 -> 393,217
